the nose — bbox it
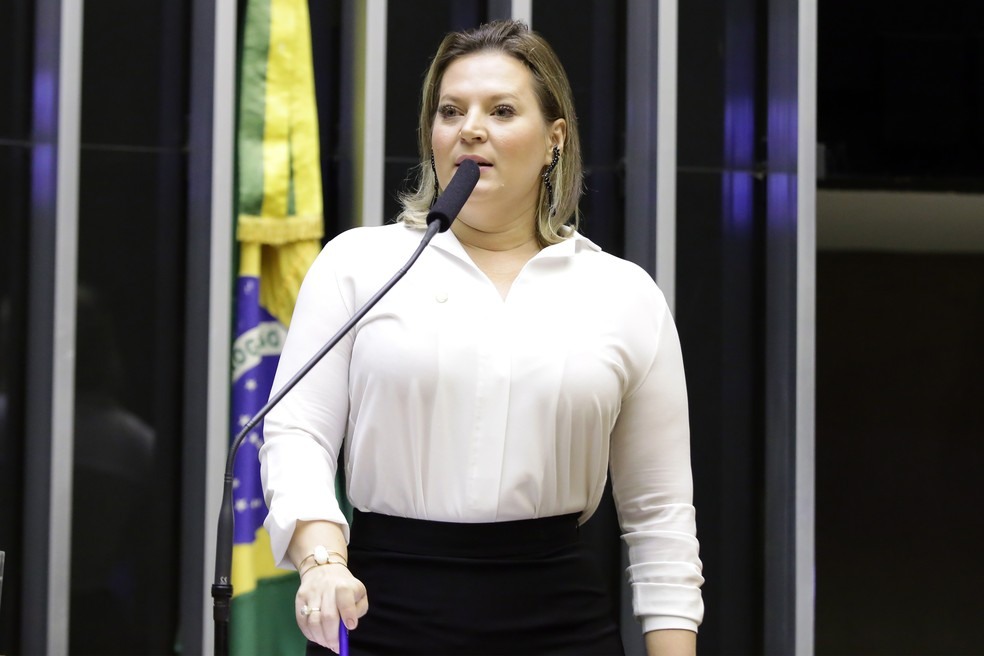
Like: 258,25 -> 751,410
459,111 -> 486,142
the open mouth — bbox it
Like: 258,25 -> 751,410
455,156 -> 492,167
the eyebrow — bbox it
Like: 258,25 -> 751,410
438,92 -> 523,104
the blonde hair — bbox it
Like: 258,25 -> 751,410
396,20 -> 582,247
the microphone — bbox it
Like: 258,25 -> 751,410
212,158 -> 480,655
427,158 -> 480,232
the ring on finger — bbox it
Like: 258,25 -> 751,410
300,604 -> 321,617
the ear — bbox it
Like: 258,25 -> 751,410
546,118 -> 567,163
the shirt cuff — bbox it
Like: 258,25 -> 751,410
641,615 -> 701,634
265,506 -> 351,570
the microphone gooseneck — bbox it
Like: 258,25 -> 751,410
212,158 -> 481,656
427,158 -> 480,232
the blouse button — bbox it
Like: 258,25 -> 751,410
435,291 -> 448,303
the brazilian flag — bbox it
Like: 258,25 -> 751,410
230,0 -> 323,652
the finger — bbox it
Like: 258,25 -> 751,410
336,583 -> 366,630
295,599 -> 317,644
315,597 -> 342,653
299,599 -> 331,650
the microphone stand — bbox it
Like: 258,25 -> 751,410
212,159 -> 478,654
212,218 -> 444,654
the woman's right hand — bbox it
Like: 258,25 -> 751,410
295,562 -> 369,653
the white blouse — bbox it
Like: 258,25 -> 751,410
260,222 -> 704,632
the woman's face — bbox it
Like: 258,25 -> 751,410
431,51 -> 565,230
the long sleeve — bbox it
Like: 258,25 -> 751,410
259,234 -> 355,569
609,287 -> 705,632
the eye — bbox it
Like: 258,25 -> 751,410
437,104 -> 461,119
492,104 -> 516,118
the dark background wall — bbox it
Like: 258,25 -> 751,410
0,0 -> 187,651
0,1 -> 34,651
815,251 -> 984,655
815,0 -> 984,654
818,1 -> 984,188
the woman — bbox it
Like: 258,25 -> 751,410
261,20 -> 703,656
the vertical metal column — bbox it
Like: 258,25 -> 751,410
625,0 -> 677,307
763,0 -> 815,653
795,1 -> 817,653
353,0 -> 387,227
183,0 -> 237,652
23,0 -> 83,653
624,2 -> 678,653
675,0 -> 816,650
0,551 -> 5,614
718,1 -> 761,649
489,0 -> 532,26
511,0 -> 532,26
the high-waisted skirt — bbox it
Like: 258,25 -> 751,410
307,509 -> 624,656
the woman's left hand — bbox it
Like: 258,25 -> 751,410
295,561 -> 368,653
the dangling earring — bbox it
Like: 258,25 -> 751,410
430,153 -> 440,201
542,146 -> 560,217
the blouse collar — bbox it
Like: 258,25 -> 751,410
428,225 -> 601,263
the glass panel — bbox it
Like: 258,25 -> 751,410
818,0 -> 984,189
0,125 -> 31,656
70,0 -> 188,652
675,1 -> 765,651
534,0 -> 626,256
0,0 -> 36,651
309,0 -> 346,238
0,146 -> 29,653
0,1 -> 34,141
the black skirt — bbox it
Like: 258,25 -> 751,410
307,510 -> 624,656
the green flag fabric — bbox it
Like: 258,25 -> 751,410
230,0 -> 324,653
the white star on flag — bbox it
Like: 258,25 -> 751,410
245,378 -> 258,391
235,499 -> 249,512
238,414 -> 251,427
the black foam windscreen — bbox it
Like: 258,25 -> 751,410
426,159 -> 481,232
